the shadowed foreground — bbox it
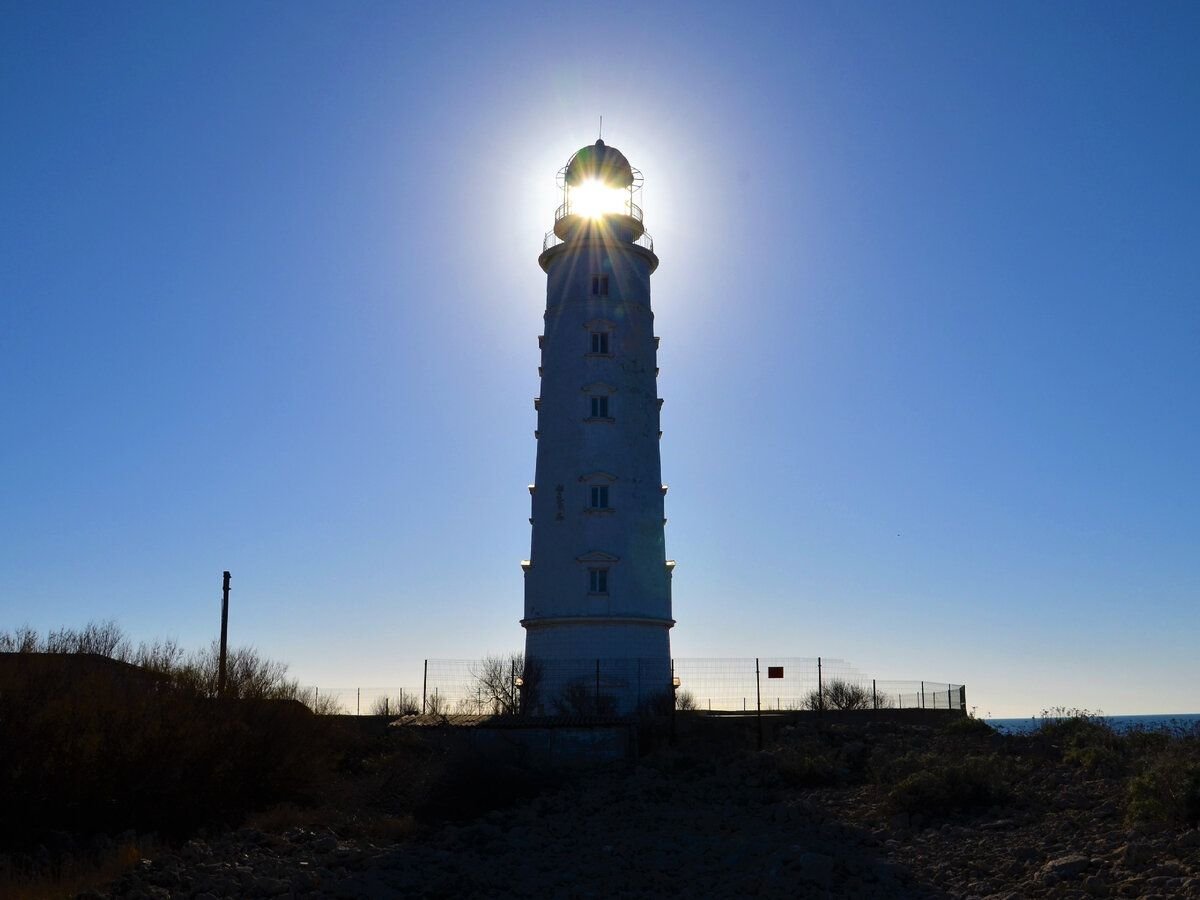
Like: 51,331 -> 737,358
87,717 -> 1200,899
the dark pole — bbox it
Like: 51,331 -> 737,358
873,679 -> 878,711
218,571 -> 230,698
817,657 -> 824,716
422,659 -> 428,714
754,657 -> 763,751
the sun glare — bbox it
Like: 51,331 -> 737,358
570,179 -> 628,219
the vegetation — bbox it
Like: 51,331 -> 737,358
801,678 -> 893,711
0,619 -> 320,705
675,689 -> 698,711
369,689 -> 422,716
1029,712 -> 1200,826
1127,742 -> 1200,826
468,653 -> 524,714
885,757 -> 1012,816
0,621 -> 337,848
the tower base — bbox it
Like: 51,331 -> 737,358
523,619 -> 672,716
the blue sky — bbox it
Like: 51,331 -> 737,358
2,2 -> 1197,716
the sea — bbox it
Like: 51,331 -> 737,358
986,714 -> 1200,734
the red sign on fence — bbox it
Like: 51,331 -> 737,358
767,666 -> 784,679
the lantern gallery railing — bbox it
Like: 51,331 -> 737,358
542,228 -> 655,255
554,198 -> 644,224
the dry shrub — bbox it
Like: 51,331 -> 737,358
1127,740 -> 1200,827
886,756 -> 1011,817
0,624 -> 338,847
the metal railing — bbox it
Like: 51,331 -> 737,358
554,198 -> 644,224
303,658 -> 965,717
542,228 -> 655,255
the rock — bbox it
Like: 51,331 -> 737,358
1122,843 -> 1154,868
1084,874 -> 1110,896
312,835 -> 338,853
1042,855 -> 1091,881
888,812 -> 910,830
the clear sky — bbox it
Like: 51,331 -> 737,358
2,2 -> 1197,717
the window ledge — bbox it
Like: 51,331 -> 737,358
583,507 -> 615,516
584,417 -> 616,424
585,352 -> 614,359
587,591 -> 609,597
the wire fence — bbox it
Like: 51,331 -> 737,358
304,657 -> 965,717
305,687 -> 424,716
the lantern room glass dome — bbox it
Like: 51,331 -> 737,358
551,140 -> 647,240
564,140 -> 634,188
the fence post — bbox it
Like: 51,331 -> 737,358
960,685 -> 967,712
755,657 -> 763,751
357,688 -> 360,716
921,681 -> 925,709
898,693 -> 902,709
947,684 -> 952,711
873,679 -> 878,711
422,660 -> 428,715
817,657 -> 824,715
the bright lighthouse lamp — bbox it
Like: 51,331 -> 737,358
552,139 -> 646,240
569,178 -> 628,218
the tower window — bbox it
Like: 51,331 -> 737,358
590,396 -> 609,418
589,568 -> 609,594
590,332 -> 610,354
591,275 -> 609,296
590,485 -> 609,508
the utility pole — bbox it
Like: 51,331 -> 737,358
218,571 -> 231,698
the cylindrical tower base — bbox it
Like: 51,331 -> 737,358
523,619 -> 672,716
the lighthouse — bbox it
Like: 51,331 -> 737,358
522,140 -> 674,715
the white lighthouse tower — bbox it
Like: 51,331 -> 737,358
522,140 -> 674,715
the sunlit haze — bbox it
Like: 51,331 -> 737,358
2,3 -> 1197,718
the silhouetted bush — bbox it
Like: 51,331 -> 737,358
941,716 -> 996,737
369,689 -> 421,716
886,756 -> 1011,817
802,679 -> 892,711
774,749 -> 839,787
1127,740 -> 1200,827
0,623 -> 337,847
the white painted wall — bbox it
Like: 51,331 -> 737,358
523,211 -> 674,715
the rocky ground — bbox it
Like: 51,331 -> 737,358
79,720 -> 1200,899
